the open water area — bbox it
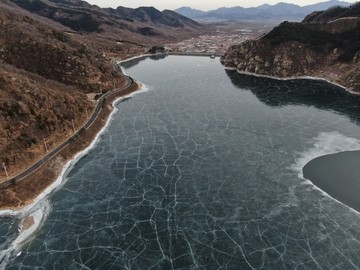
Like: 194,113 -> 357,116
2,55 -> 360,269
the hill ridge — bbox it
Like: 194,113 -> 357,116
175,0 -> 353,22
220,2 -> 360,93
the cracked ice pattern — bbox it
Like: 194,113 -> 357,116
3,56 -> 360,269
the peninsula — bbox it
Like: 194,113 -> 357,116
221,3 -> 360,94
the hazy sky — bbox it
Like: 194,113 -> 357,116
86,0 -> 357,11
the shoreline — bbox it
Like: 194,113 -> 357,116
0,83 -> 145,216
1,54 -> 359,258
2,56 -> 357,214
0,64 -> 143,214
228,66 -> 360,213
0,73 -> 145,268
226,67 -> 360,96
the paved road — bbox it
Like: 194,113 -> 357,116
0,76 -> 134,188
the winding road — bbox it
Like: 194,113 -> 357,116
0,75 -> 135,188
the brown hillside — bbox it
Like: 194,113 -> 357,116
221,3 -> 360,93
11,0 -> 207,44
0,1 -> 141,180
0,2 -> 129,93
0,0 -> 207,182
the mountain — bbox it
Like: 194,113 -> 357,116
220,2 -> 360,93
304,0 -> 352,12
303,2 -> 360,23
162,9 -> 202,27
12,0 -> 205,42
175,0 -> 353,22
0,0 -> 122,178
175,7 -> 206,18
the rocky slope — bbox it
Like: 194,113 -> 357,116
0,63 -> 93,174
11,0 -> 205,43
221,3 -> 360,93
0,1 -> 117,178
0,0 -> 207,181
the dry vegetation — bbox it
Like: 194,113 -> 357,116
0,1 -> 146,181
0,63 -> 94,178
0,0 -> 207,208
221,3 -> 360,93
0,82 -> 140,210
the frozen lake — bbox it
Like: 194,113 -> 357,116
2,55 -> 360,269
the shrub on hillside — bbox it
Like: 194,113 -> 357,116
264,21 -> 334,51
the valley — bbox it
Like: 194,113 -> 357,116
0,0 -> 360,268
166,21 -> 274,56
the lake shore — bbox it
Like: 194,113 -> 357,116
0,77 -> 141,214
2,56 -> 358,216
228,68 -> 360,96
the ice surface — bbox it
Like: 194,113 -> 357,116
2,56 -> 360,269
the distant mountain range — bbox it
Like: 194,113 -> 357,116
175,0 -> 353,22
